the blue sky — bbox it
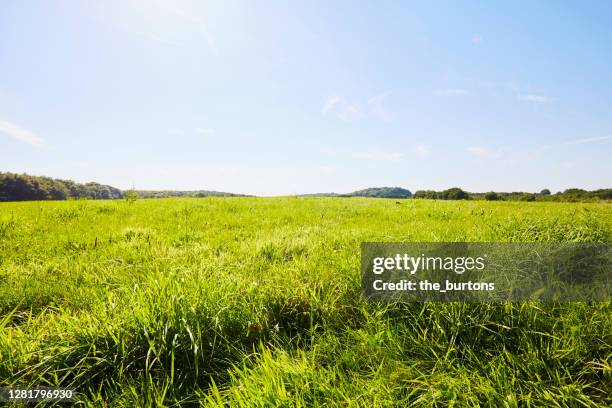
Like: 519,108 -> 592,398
1,1 -> 611,195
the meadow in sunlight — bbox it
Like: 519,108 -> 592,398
0,197 -> 611,406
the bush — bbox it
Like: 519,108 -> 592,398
439,187 -> 469,200
484,192 -> 500,201
124,189 -> 140,203
413,190 -> 437,199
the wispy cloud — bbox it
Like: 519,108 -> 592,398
156,2 -> 218,55
466,146 -> 501,159
467,146 -> 489,157
477,80 -> 554,106
115,2 -> 218,54
471,34 -> 483,45
321,93 -> 389,122
538,135 -> 612,151
337,104 -> 361,122
321,95 -> 342,114
367,93 -> 390,121
194,127 -> 216,136
496,135 -> 612,165
520,94 -> 550,103
321,94 -> 360,122
321,146 -> 402,162
558,135 -> 612,145
352,151 -> 402,161
0,119 -> 43,147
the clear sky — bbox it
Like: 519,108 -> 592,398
1,1 -> 611,195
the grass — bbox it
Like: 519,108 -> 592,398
0,197 -> 611,407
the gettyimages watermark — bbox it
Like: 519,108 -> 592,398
361,242 -> 612,301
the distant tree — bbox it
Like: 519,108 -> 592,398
592,189 -> 612,200
413,190 -> 438,199
540,188 -> 551,195
484,192 -> 499,201
563,188 -> 588,195
439,187 -> 469,200
124,189 -> 139,203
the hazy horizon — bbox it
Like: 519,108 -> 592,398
2,1 -> 612,195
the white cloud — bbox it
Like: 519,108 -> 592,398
367,93 -> 390,121
560,135 -> 612,145
467,146 -> 501,159
535,135 -> 612,153
321,95 -> 342,114
520,95 -> 550,103
321,93 -> 389,122
352,151 -> 402,161
471,35 -> 483,44
337,104 -> 361,122
467,146 -> 489,157
0,119 -> 43,147
415,144 -> 429,157
320,146 -> 402,162
151,1 -> 218,55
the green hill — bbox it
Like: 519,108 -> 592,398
345,186 -> 412,198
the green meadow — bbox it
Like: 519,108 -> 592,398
0,197 -> 611,407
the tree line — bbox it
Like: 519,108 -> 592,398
414,187 -> 612,202
0,172 -> 123,201
135,190 -> 246,198
1,173 -> 610,202
0,173 -> 244,202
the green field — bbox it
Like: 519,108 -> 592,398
1,198 -> 611,406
